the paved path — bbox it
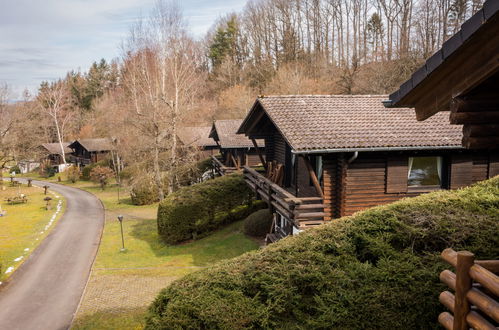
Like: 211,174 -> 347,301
0,180 -> 104,330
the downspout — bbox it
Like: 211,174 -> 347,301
348,151 -> 359,164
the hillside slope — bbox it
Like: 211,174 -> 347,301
146,177 -> 499,329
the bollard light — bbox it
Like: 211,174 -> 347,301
117,215 -> 126,252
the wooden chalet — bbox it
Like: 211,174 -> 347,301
68,138 -> 114,165
177,126 -> 219,158
238,95 -> 498,243
40,142 -> 73,165
385,0 -> 499,150
209,119 -> 265,175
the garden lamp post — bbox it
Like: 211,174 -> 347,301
117,215 -> 126,252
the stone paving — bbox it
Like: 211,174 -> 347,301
77,272 -> 179,315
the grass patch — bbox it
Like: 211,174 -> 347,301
36,175 -> 262,329
72,307 -> 147,330
0,183 -> 65,281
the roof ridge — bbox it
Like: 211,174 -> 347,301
259,94 -> 389,99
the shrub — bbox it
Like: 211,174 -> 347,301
197,157 -> 213,174
39,161 -> 56,178
130,180 -> 159,206
157,173 -> 265,244
10,165 -> 21,174
146,177 -> 499,329
90,166 -> 115,190
243,209 -> 273,237
82,160 -> 109,180
66,166 -> 80,183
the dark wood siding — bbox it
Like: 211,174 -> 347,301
471,155 -> 489,183
323,156 -> 340,220
386,156 -> 409,193
450,154 -> 473,189
293,156 -> 318,197
264,135 -> 274,162
344,155 -> 419,216
273,133 -> 286,165
490,154 -> 499,177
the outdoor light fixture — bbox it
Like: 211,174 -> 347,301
117,215 -> 126,252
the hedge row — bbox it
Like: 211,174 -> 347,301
146,176 -> 499,329
157,173 -> 264,244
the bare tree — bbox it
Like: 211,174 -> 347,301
121,0 -> 203,200
37,81 -> 74,165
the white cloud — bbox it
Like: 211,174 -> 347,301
0,0 -> 247,98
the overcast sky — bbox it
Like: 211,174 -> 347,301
0,0 -> 246,98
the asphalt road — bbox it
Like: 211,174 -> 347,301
0,180 -> 104,330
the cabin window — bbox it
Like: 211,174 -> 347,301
408,157 -> 442,188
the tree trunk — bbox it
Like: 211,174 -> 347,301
153,144 -> 165,201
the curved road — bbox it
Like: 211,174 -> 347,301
0,180 -> 104,330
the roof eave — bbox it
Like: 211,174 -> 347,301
292,145 -> 464,154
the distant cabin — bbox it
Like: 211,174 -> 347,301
40,142 -> 73,165
177,126 -> 220,158
387,0 -> 499,151
238,95 -> 499,242
68,138 -> 114,165
209,119 -> 265,174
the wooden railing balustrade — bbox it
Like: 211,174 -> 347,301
243,166 -> 326,232
211,155 -> 237,176
439,248 -> 499,330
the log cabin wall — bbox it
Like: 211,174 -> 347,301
323,150 -> 498,218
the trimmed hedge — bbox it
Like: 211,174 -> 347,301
243,209 -> 273,237
130,181 -> 159,206
157,173 -> 265,244
146,177 -> 499,329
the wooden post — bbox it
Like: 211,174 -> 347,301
301,155 -> 324,199
268,184 -> 274,214
251,138 -> 267,171
229,152 -> 239,170
454,251 -> 475,330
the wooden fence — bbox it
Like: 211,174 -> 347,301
211,155 -> 237,176
439,248 -> 499,330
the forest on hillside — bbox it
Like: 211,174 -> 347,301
0,0 -> 484,198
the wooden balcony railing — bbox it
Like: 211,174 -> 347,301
243,166 -> 326,233
439,248 -> 499,330
69,156 -> 91,166
211,155 -> 237,176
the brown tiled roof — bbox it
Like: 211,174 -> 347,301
177,127 -> 218,148
210,119 -> 265,149
243,95 -> 463,152
41,142 -> 72,155
69,138 -> 115,152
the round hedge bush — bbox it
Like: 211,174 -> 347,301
146,177 -> 499,329
130,181 -> 159,206
243,209 -> 273,237
157,173 -> 264,244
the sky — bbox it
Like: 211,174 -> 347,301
0,0 -> 247,99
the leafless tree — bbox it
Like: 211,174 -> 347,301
37,81 -> 74,165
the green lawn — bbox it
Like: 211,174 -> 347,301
0,182 -> 65,282
28,174 -> 260,329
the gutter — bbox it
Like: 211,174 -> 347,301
291,145 -> 463,155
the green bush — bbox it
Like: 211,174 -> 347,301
243,209 -> 273,237
197,157 -> 213,173
82,160 -> 109,180
10,165 -> 21,174
146,177 -> 499,329
157,173 -> 264,244
131,181 -> 159,206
